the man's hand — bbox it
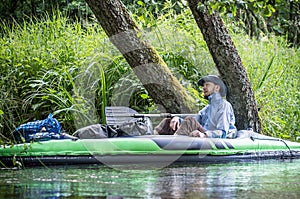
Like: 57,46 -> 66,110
170,116 -> 180,131
190,130 -> 207,138
198,125 -> 206,133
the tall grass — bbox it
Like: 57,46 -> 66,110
0,12 -> 123,135
0,7 -> 299,141
234,34 -> 300,140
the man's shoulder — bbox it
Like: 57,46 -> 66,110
219,98 -> 233,109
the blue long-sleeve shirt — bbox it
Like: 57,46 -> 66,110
195,93 -> 237,138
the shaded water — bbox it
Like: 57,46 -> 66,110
0,159 -> 299,199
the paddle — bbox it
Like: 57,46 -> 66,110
105,106 -> 197,126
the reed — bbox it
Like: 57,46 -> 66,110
235,34 -> 300,140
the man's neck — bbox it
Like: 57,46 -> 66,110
208,92 -> 222,103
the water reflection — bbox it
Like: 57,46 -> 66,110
0,159 -> 299,198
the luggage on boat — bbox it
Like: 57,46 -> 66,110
12,113 -> 62,143
116,117 -> 153,136
73,117 -> 153,139
73,124 -> 118,139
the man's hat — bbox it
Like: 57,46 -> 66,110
197,75 -> 227,97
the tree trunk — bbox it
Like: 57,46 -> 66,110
85,0 -> 196,113
187,0 -> 262,132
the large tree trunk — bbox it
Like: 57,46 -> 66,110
85,0 -> 196,113
187,0 -> 262,132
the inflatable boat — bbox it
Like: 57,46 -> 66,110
1,133 -> 300,167
1,107 -> 299,167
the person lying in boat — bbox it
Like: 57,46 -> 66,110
154,75 -> 237,138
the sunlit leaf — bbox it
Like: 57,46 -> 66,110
140,94 -> 149,99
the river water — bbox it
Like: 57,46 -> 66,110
0,159 -> 299,199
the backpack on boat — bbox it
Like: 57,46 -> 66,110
73,124 -> 119,139
12,113 -> 62,143
116,117 -> 153,136
73,117 -> 153,139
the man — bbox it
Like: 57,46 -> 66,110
154,75 -> 237,138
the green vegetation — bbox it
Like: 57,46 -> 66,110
0,6 -> 299,141
2,0 -> 299,47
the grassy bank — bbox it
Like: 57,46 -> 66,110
0,10 -> 299,141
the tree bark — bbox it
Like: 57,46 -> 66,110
187,0 -> 262,132
85,0 -> 196,113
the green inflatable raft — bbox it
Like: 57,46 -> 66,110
1,133 -> 300,167
1,107 -> 300,167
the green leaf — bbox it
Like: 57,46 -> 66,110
140,94 -> 149,99
137,1 -> 144,6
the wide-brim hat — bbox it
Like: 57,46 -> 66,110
197,75 -> 227,97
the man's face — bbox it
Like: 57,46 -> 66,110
202,81 -> 220,97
